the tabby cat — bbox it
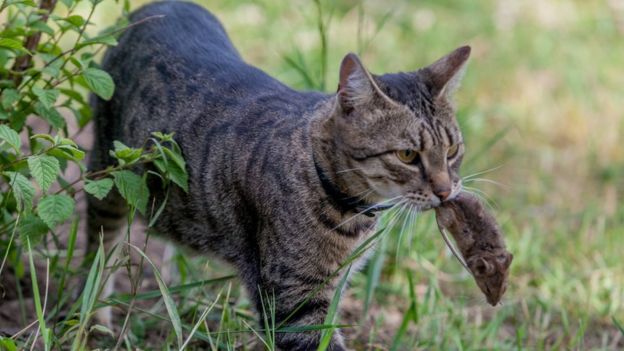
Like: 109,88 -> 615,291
88,1 -> 470,349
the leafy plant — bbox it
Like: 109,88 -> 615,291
0,0 -> 188,348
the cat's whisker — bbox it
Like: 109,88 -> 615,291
395,204 -> 414,261
408,207 -> 419,252
332,195 -> 404,230
462,186 -> 497,209
462,177 -> 507,188
348,188 -> 374,202
461,165 -> 504,182
382,201 -> 409,237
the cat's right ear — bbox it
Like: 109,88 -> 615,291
337,53 -> 389,113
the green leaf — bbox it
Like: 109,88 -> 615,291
64,15 -> 85,27
37,194 -> 75,228
28,155 -> 60,192
77,35 -> 118,50
34,102 -> 66,129
84,178 -> 114,200
1,89 -> 20,109
4,171 -> 35,211
0,125 -> 21,152
81,68 -> 115,100
30,21 -> 55,35
0,336 -> 18,351
7,0 -> 37,6
32,86 -> 60,110
0,38 -> 25,51
60,88 -> 86,105
166,160 -> 188,192
112,170 -> 149,215
112,140 -> 142,164
48,144 -> 85,162
19,213 -> 49,245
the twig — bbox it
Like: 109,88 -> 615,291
10,0 -> 58,87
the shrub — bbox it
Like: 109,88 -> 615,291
0,1 -> 186,349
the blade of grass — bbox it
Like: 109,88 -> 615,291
464,126 -> 510,169
390,271 -> 418,351
106,275 -> 235,303
26,238 -> 51,351
52,217 -> 78,323
72,237 -> 105,351
613,317 -> 624,336
362,234 -> 387,321
318,265 -> 352,351
181,289 -> 222,350
126,242 -> 184,349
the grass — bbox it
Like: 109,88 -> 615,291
1,0 -> 624,349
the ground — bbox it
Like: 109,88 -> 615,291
1,0 -> 624,350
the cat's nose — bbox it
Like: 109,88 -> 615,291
434,188 -> 451,201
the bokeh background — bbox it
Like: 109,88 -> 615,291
98,0 -> 624,349
3,0 -> 623,349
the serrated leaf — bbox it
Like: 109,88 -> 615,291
0,125 -> 21,152
81,68 -> 115,100
27,155 -> 60,192
112,141 -> 142,164
37,194 -> 74,228
48,144 -> 85,161
19,213 -> 49,245
4,172 -> 35,211
41,59 -> 64,78
112,170 -> 148,215
155,150 -> 188,193
1,89 -> 20,109
34,102 -> 66,129
32,86 -> 60,109
30,133 -> 55,144
0,38 -> 24,50
84,178 -> 113,200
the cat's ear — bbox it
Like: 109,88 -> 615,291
423,45 -> 471,100
337,53 -> 390,113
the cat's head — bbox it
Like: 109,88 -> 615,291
316,46 -> 470,211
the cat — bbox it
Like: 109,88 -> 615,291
87,1 -> 470,349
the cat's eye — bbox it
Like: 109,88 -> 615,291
447,144 -> 460,159
396,149 -> 419,164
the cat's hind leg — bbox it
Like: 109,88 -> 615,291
257,270 -> 348,351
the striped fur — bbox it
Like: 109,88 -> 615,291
87,2 -> 470,349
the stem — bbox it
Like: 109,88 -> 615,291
9,0 -> 58,87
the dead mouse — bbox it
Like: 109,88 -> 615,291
434,191 -> 513,306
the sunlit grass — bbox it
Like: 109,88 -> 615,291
2,0 -> 623,349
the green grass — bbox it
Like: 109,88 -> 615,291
1,0 -> 624,349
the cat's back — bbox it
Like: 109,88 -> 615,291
122,1 -> 240,65
103,1 -> 295,107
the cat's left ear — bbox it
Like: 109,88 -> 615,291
337,53 -> 393,113
423,45 -> 471,100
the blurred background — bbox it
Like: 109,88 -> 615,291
97,0 -> 624,349
3,0 -> 623,349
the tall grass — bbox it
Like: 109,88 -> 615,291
1,0 -> 623,350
